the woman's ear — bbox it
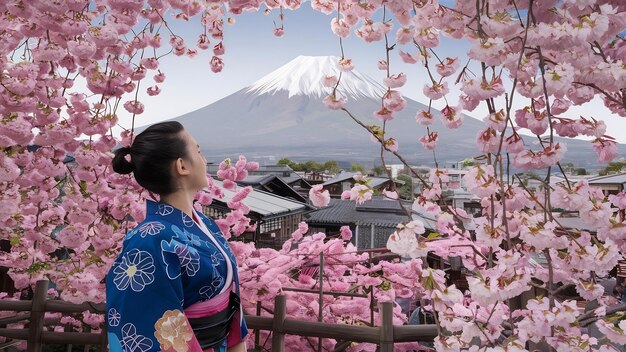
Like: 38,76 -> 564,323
174,157 -> 191,176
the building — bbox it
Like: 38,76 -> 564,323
322,172 -> 396,198
236,174 -> 306,203
441,188 -> 482,217
203,179 -> 311,249
304,197 -> 415,249
589,173 -> 626,196
207,163 -> 312,199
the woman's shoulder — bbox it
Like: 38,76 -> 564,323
122,218 -> 178,248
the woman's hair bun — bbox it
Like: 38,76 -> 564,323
112,146 -> 135,175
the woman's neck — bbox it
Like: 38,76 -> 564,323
160,190 -> 196,218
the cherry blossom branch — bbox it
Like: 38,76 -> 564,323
573,81 -> 625,109
339,108 -> 429,188
577,303 -> 626,327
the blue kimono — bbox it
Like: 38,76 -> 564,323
106,200 -> 248,352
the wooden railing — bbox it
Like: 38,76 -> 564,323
0,280 -> 106,352
0,280 -> 437,351
246,295 -> 437,352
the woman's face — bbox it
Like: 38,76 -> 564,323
181,130 -> 209,191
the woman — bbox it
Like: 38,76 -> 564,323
106,121 -> 247,352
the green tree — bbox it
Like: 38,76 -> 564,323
302,160 -> 323,172
372,165 -> 385,176
350,163 -> 366,173
574,168 -> 587,175
323,160 -> 341,174
598,161 -> 626,176
461,159 -> 476,168
397,174 -> 414,200
278,157 -> 297,169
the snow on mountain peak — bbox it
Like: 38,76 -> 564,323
245,55 -> 386,100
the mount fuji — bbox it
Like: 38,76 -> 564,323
167,55 -> 623,168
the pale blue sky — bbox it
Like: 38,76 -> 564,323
122,4 -> 626,144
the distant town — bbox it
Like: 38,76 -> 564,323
204,157 -> 626,251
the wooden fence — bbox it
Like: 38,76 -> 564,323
0,280 -> 107,352
247,295 -> 438,352
0,280 -> 438,351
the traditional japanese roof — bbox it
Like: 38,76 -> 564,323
321,171 -> 392,189
305,198 -> 418,227
281,176 -> 311,187
589,173 -> 626,185
236,174 -> 306,202
552,212 -> 597,232
210,179 -> 308,218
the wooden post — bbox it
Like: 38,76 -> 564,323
271,295 -> 286,352
369,252 -> 374,327
83,325 -> 91,352
99,321 -> 108,352
27,280 -> 48,352
379,302 -> 394,352
318,252 -> 324,352
255,301 -> 261,349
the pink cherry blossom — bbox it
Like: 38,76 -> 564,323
414,27 -> 439,47
382,90 -> 406,112
396,27 -> 413,45
592,138 -> 618,162
383,73 -> 406,88
441,105 -> 463,129
374,107 -> 394,122
123,100 -> 145,114
146,85 -> 161,96
419,131 -> 438,150
210,56 -> 224,73
273,28 -> 285,37
386,220 -> 428,258
154,70 -> 166,83
347,184 -> 373,204
384,138 -> 398,152
309,185 -> 330,207
461,77 -> 505,100
435,57 -> 460,77
476,128 -> 501,154
398,50 -> 419,64
337,58 -> 354,72
330,18 -> 350,38
213,42 -> 226,55
382,189 -> 398,200
483,110 -> 506,132
323,95 -> 346,110
322,75 -> 338,87
355,20 -> 390,43
415,110 -> 434,125
197,34 -> 210,50
423,82 -> 449,100
339,226 -> 352,241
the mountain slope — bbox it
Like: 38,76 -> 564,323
166,56 -> 624,168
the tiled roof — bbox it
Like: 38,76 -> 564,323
589,173 -> 626,185
305,199 -> 411,227
281,176 -> 309,186
211,179 -> 307,217
322,171 -> 391,189
356,198 -> 407,212
238,175 -> 275,185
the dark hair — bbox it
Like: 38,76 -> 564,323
112,121 -> 187,195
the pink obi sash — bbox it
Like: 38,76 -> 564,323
185,287 -> 232,319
